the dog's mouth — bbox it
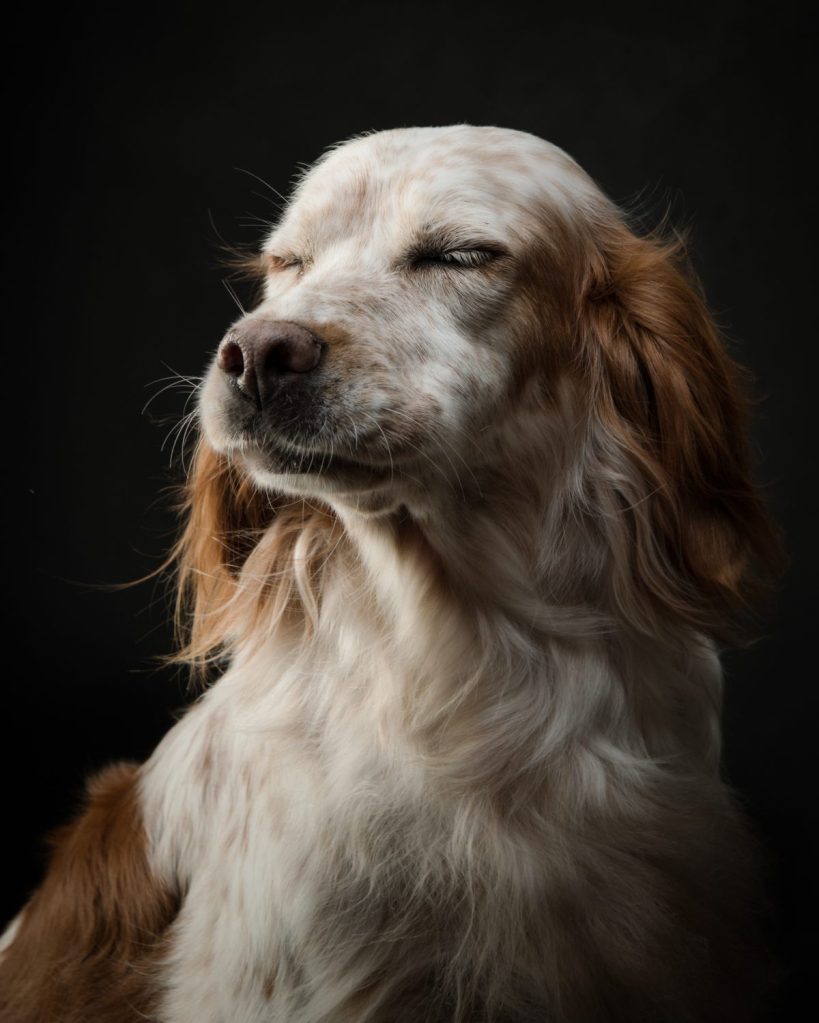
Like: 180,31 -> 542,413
236,429 -> 393,485
204,384 -> 402,492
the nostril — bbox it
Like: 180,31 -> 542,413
217,338 -> 244,377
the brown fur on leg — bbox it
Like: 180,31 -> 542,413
0,763 -> 180,1023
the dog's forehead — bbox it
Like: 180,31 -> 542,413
273,126 -> 594,244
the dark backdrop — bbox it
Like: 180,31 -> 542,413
6,2 -> 816,1017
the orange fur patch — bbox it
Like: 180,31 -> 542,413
0,763 -> 179,1023
171,440 -> 341,676
576,221 -> 783,639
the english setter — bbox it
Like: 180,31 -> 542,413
0,125 -> 779,1022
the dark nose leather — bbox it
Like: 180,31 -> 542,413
217,320 -> 324,405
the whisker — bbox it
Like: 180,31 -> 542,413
142,370 -> 202,417
221,278 -> 247,316
233,166 -> 289,208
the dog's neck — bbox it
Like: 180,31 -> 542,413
225,406 -> 721,786
328,417 -> 608,646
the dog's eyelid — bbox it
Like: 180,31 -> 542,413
413,233 -> 507,252
405,245 -> 507,271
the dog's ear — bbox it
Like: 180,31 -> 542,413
172,440 -> 274,671
578,224 -> 781,640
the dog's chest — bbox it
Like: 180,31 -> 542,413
142,643 -> 471,1020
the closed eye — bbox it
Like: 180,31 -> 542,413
409,248 -> 503,270
264,253 -> 307,274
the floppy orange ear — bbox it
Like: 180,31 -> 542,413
578,222 -> 781,640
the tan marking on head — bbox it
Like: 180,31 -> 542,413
298,319 -> 356,349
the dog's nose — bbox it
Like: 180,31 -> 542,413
216,320 -> 324,405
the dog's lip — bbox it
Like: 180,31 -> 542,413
241,431 -> 393,478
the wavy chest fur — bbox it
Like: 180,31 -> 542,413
138,514 -> 743,1023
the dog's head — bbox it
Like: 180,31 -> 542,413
199,126 -> 596,510
182,126 -> 779,663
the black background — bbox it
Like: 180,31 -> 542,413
6,2 -> 817,1017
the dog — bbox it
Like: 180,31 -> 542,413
0,125 -> 779,1022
